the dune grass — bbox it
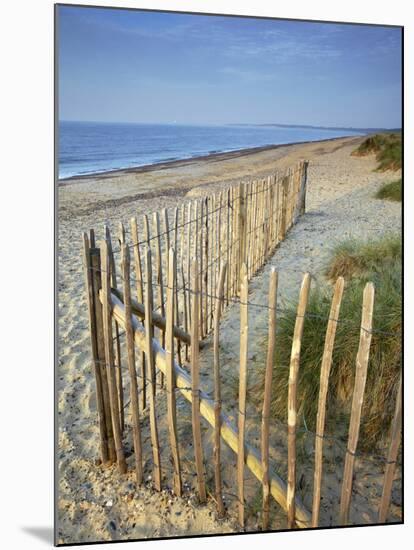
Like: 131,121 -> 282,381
352,133 -> 402,171
325,234 -> 402,281
375,179 -> 402,202
254,234 -> 402,451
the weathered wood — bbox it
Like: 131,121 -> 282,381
312,277 -> 345,527
104,290 -> 312,527
238,183 -> 247,289
199,198 -> 205,338
111,288 -> 196,347
279,178 -> 288,242
144,247 -> 162,491
90,248 -> 115,463
378,374 -> 402,523
190,259 -> 207,503
339,282 -> 375,525
100,239 -> 127,474
238,262 -> 249,527
130,217 -> 146,411
213,262 -> 227,517
89,228 -> 95,248
287,272 -> 311,529
82,234 -> 109,464
153,212 -> 165,390
261,268 -> 278,530
165,248 -> 182,496
186,202 -> 192,326
121,244 -> 143,484
299,161 -> 309,217
104,225 -> 125,433
180,205 -> 189,360
204,196 -> 210,335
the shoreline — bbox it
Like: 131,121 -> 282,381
58,134 -> 366,184
57,135 -> 401,543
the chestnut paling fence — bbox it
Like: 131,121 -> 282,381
82,161 -> 401,530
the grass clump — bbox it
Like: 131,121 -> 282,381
255,234 -> 401,451
375,179 -> 402,202
352,132 -> 402,171
325,234 -> 401,281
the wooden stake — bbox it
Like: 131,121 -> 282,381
238,183 -> 247,289
190,259 -> 207,503
121,244 -> 143,484
104,225 -> 124,433
144,246 -> 162,491
153,212 -> 165,388
378,374 -> 402,523
261,268 -> 278,530
287,272 -> 311,529
213,262 -> 227,517
311,277 -> 345,527
165,248 -> 182,496
100,239 -> 127,474
90,248 -> 115,463
238,262 -> 249,528
82,233 -> 109,464
339,282 -> 375,525
130,217 -> 147,412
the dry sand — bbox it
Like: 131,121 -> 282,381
57,136 -> 402,544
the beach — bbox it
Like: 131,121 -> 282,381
57,135 -> 402,544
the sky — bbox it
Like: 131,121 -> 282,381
58,5 -> 402,128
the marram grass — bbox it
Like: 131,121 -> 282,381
375,179 -> 402,202
253,234 -> 401,451
352,132 -> 402,171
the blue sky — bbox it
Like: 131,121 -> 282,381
58,6 -> 402,128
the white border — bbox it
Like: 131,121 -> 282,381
0,1 -> 410,549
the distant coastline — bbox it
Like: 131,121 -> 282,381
58,121 -> 369,180
58,134 -> 363,184
230,122 -> 401,133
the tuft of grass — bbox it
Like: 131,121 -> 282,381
375,179 -> 402,202
325,234 -> 401,281
254,234 -> 402,451
352,133 -> 401,171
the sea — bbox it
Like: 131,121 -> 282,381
58,121 -> 367,180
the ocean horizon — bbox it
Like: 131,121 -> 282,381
58,120 -> 368,180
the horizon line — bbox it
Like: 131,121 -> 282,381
59,119 -> 401,132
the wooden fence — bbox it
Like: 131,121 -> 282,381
81,161 -> 401,531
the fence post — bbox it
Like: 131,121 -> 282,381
287,273 -> 311,528
261,268 -> 278,530
121,243 -> 143,485
299,161 -> 309,217
312,276 -> 345,527
153,212 -> 165,389
213,262 -> 227,517
144,246 -> 162,491
238,263 -> 249,528
100,239 -> 127,474
130,217 -> 147,412
82,233 -> 109,465
378,374 -> 402,522
89,246 -> 115,463
339,282 -> 375,525
190,258 -> 207,503
238,183 -> 247,288
104,225 -> 125,433
166,248 -> 182,497
278,178 -> 288,242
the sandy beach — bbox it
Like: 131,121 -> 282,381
57,135 -> 402,544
